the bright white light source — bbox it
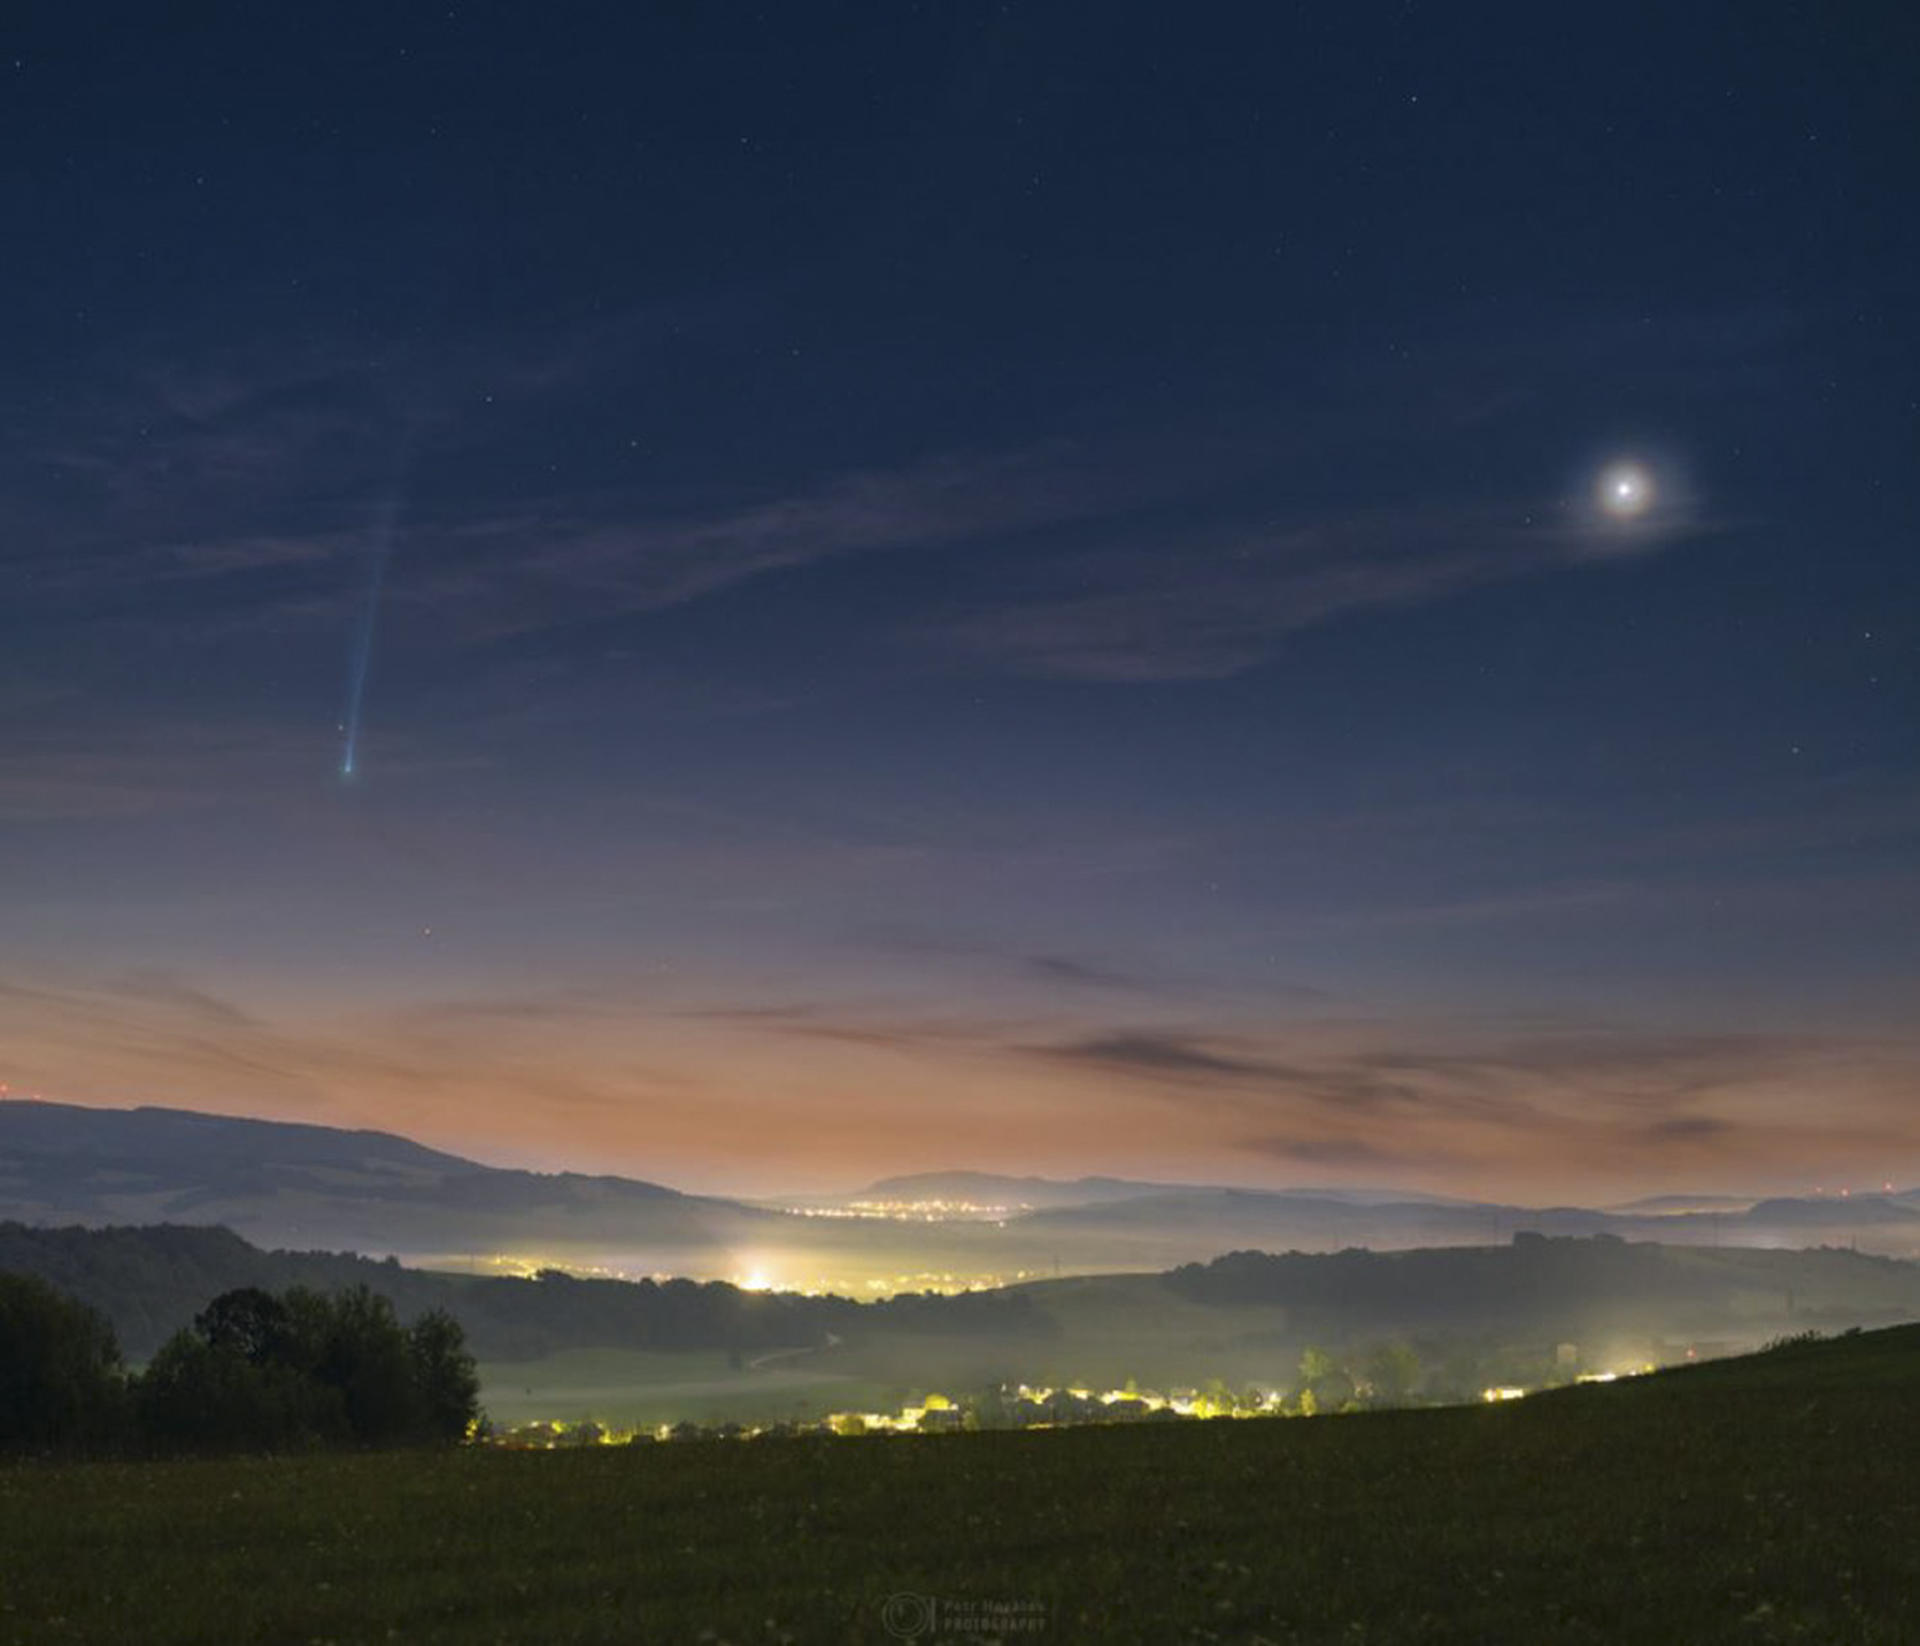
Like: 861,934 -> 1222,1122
1598,462 -> 1653,518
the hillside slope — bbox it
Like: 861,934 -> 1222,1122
2,1320 -> 1916,1644
0,1101 -> 770,1261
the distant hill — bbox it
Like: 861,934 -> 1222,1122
0,1221 -> 1049,1361
1010,1188 -> 1621,1263
848,1171 -> 1197,1209
0,1100 -> 767,1262
0,1100 -> 484,1181
1012,1184 -> 1920,1266
846,1171 -> 1472,1211
1744,1193 -> 1919,1227
1608,1193 -> 1758,1213
1158,1235 -> 1920,1335
6,1101 -> 1918,1288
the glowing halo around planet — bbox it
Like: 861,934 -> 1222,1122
1597,461 -> 1654,519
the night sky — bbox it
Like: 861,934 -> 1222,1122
5,5 -> 1917,1199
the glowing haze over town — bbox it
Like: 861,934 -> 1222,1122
4,6 -> 1916,1214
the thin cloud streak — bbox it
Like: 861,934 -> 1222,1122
930,494 -> 1715,682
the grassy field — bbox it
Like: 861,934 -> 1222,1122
478,1346 -> 899,1430
1,1325 -> 1915,1644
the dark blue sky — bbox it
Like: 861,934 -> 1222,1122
4,3 -> 1917,1196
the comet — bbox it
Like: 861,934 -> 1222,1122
339,437 -> 416,780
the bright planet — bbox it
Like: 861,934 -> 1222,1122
1598,462 -> 1654,518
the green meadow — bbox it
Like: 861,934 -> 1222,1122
2,1325 -> 1915,1645
477,1345 -> 897,1430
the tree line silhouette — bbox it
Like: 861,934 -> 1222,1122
0,1271 -> 479,1456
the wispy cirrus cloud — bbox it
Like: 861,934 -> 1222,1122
644,994 -> 1920,1190
102,970 -> 264,1029
396,443 -> 1139,642
1021,1017 -> 1920,1189
926,489 -> 1715,682
1025,955 -> 1153,992
1251,1135 -> 1425,1171
12,418 -> 1144,662
0,973 -> 676,1151
841,925 -> 1218,1001
1044,1031 -> 1282,1081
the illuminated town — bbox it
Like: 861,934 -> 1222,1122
485,1363 -> 1668,1449
774,1198 -> 1030,1224
412,1249 -> 1045,1298
488,1384 -> 1279,1447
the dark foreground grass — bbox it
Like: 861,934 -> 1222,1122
2,1327 -> 1917,1645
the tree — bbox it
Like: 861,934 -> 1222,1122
193,1287 -> 291,1365
409,1308 -> 481,1442
286,1285 -> 423,1444
137,1327 -> 344,1452
1296,1344 -> 1353,1410
1360,1343 -> 1421,1408
137,1283 -> 479,1452
0,1272 -> 126,1452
